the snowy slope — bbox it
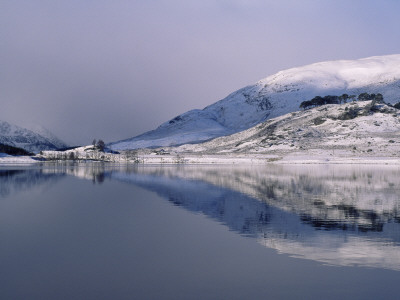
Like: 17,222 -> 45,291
27,124 -> 69,149
176,100 -> 400,157
111,54 -> 400,150
0,120 -> 68,153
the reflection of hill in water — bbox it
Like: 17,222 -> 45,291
43,164 -> 112,184
2,164 -> 399,270
0,164 -> 110,198
125,165 -> 400,232
0,168 -> 65,197
109,164 -> 400,271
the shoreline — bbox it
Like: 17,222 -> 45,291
1,153 -> 400,165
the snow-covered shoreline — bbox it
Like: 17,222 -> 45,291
120,153 -> 400,165
0,154 -> 40,164
2,152 -> 400,166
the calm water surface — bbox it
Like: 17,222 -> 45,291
1,163 -> 400,299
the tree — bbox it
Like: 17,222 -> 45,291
358,92 -> 371,101
340,94 -> 349,103
375,93 -> 384,102
92,139 -> 97,147
97,139 -> 105,152
300,100 -> 312,110
323,95 -> 339,105
349,95 -> 356,102
311,96 -> 324,106
69,152 -> 75,160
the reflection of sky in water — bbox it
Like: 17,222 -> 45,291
1,164 -> 400,271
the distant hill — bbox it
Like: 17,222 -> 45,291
110,54 -> 400,150
0,120 -> 68,153
26,124 -> 69,150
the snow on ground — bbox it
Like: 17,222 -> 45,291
0,154 -> 39,164
171,100 -> 400,161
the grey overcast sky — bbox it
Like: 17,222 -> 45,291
1,0 -> 400,145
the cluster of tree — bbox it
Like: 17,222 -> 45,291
43,150 -> 112,162
300,93 -> 384,110
0,143 -> 32,156
92,139 -> 105,152
300,95 -> 343,109
56,146 -> 80,151
357,92 -> 383,102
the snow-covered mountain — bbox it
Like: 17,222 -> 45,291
27,124 -> 69,150
0,120 -> 68,153
111,54 -> 400,150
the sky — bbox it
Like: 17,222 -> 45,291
1,0 -> 400,145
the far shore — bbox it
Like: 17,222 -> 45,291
1,151 -> 400,165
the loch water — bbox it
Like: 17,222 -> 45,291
1,163 -> 400,300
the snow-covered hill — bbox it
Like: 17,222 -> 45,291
176,100 -> 400,158
111,54 -> 400,150
0,120 -> 68,153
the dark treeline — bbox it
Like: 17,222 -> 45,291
0,143 -> 33,156
300,93 -> 384,110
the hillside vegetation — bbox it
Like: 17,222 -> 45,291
0,143 -> 33,156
